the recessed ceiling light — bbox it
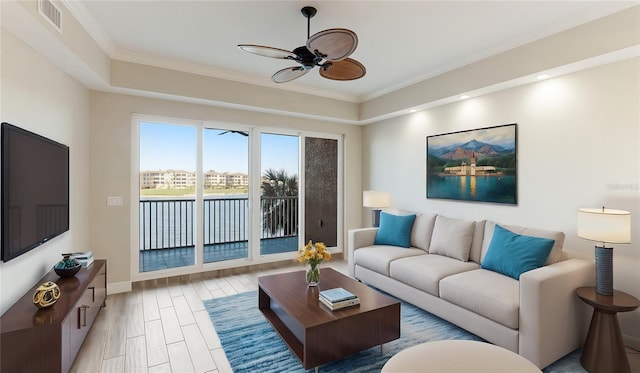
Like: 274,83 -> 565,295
537,74 -> 550,80
460,95 -> 470,100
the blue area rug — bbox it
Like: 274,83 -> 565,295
204,291 -> 584,372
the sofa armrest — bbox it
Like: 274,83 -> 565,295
347,228 -> 378,277
519,258 -> 594,368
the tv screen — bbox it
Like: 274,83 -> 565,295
1,122 -> 69,262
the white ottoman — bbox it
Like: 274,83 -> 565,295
382,340 -> 542,372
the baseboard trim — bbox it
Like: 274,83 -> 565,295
107,281 -> 132,295
624,333 -> 640,351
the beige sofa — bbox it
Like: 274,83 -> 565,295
348,211 -> 594,369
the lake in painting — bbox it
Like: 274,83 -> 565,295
427,175 -> 516,204
427,124 -> 517,204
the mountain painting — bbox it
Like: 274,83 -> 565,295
426,123 -> 517,204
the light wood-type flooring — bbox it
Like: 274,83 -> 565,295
70,258 -> 640,372
71,259 -> 347,373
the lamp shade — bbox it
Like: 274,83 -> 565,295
363,191 -> 391,208
577,208 -> 631,245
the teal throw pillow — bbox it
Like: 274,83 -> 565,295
374,212 -> 416,248
481,224 -> 555,280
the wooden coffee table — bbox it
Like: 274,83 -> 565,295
258,267 -> 400,371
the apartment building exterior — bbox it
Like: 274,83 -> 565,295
140,170 -> 248,189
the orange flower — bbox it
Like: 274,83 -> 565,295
297,240 -> 330,268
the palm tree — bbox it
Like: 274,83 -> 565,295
261,168 -> 298,236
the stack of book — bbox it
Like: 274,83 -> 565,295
68,251 -> 94,268
319,287 -> 360,311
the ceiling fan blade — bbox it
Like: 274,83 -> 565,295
307,28 -> 358,61
237,44 -> 297,60
218,130 -> 248,137
272,66 -> 309,83
319,58 -> 366,81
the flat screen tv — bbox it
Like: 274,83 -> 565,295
1,122 -> 69,262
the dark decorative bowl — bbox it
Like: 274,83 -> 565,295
54,262 -> 81,278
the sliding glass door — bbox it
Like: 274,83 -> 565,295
138,121 -> 196,272
259,133 -> 300,255
202,128 -> 250,263
134,116 -> 342,278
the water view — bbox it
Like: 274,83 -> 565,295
427,175 -> 516,204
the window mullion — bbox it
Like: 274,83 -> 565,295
195,123 -> 204,266
249,128 -> 261,261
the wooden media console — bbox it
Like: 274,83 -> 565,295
1,260 -> 107,373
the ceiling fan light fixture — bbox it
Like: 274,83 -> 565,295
238,6 -> 365,83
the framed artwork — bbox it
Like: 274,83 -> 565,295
426,123 -> 517,204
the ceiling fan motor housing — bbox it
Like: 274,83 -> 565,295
292,46 -> 323,69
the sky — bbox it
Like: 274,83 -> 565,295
427,124 -> 516,150
139,122 -> 299,175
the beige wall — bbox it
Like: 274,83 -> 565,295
362,57 -> 640,345
89,91 -> 362,288
0,28 -> 91,315
111,60 -> 359,123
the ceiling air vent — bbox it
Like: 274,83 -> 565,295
38,0 -> 62,33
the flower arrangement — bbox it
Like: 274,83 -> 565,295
297,240 -> 331,286
297,240 -> 331,266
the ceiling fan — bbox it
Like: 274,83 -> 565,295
238,6 -> 366,83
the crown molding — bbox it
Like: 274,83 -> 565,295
363,45 -> 640,124
360,4 -> 640,102
111,48 -> 362,103
60,0 -> 115,56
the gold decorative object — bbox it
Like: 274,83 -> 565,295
32,281 -> 61,309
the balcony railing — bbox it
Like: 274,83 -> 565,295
139,196 -> 298,251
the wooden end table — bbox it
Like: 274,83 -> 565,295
258,268 -> 400,371
576,286 -> 640,373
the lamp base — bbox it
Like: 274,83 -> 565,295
595,246 -> 613,296
372,209 -> 382,228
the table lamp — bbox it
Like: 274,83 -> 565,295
577,207 -> 631,296
363,191 -> 391,227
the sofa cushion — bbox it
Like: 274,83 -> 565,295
481,225 -> 555,280
411,213 -> 437,251
353,245 -> 425,276
429,215 -> 475,261
440,269 -> 520,329
468,220 -> 486,264
481,221 -> 565,265
374,212 -> 416,248
390,254 -> 480,296
383,209 -> 436,251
